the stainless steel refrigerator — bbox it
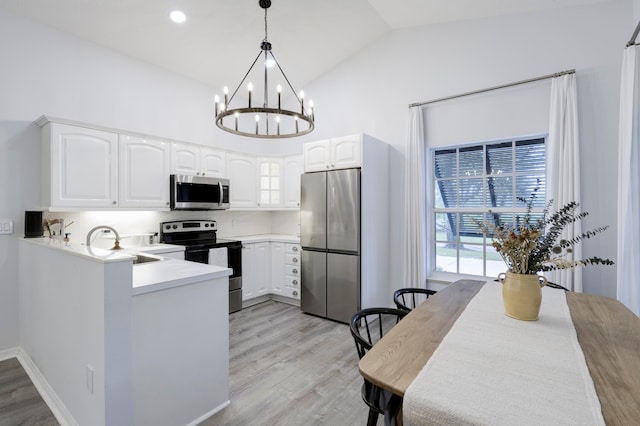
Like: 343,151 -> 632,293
300,169 -> 361,324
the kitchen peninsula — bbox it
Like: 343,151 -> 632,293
18,237 -> 232,426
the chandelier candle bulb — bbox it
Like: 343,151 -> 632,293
255,114 -> 260,134
248,82 -> 253,107
295,115 -> 299,133
276,116 -> 280,135
214,95 -> 219,116
277,84 -> 282,109
223,86 -> 229,106
300,90 -> 305,114
234,112 -> 239,131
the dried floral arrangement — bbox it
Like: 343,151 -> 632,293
475,193 -> 614,274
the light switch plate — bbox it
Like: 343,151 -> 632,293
0,220 -> 13,235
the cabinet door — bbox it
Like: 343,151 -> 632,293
270,242 -> 285,296
331,134 -> 361,169
171,143 -> 200,176
303,139 -> 331,172
227,153 -> 258,208
254,242 -> 271,296
200,148 -> 226,177
257,157 -> 283,208
48,123 -> 118,208
283,155 -> 303,208
119,135 -> 170,208
242,243 -> 255,300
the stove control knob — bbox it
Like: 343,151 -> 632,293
165,225 -> 170,230
204,223 -> 209,227
172,224 -> 178,229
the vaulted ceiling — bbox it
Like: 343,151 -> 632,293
0,0 -> 614,90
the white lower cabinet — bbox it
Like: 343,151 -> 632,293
242,242 -> 270,301
283,243 -> 301,300
270,242 -> 285,296
242,239 -> 301,303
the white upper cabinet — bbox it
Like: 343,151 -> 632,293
303,139 -> 331,172
118,135 -> 170,208
200,147 -> 226,177
303,134 -> 362,172
257,157 -> 283,208
283,155 -> 303,208
226,153 -> 258,208
331,134 -> 362,170
43,122 -> 119,209
171,143 -> 226,178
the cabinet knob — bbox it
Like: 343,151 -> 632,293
292,257 -> 298,263
293,291 -> 298,296
326,165 -> 329,169
112,201 -> 116,205
202,172 -> 206,176
292,268 -> 298,274
292,246 -> 298,252
166,202 -> 169,206
293,280 -> 298,285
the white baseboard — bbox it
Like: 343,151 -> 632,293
0,347 -> 19,362
16,348 -> 78,426
270,294 -> 300,307
185,400 -> 230,426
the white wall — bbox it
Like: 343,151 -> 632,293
0,1 -> 636,351
290,0 -> 633,299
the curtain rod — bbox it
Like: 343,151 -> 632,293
627,19 -> 640,47
409,69 -> 576,108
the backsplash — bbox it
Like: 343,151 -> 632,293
43,210 -> 300,250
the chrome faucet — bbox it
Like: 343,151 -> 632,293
86,225 -> 123,250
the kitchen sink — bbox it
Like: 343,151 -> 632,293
132,254 -> 163,265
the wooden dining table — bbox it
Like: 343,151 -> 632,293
359,279 -> 640,425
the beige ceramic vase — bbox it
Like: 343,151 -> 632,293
497,272 -> 547,321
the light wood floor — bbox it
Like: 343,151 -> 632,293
0,301 -> 376,426
0,357 -> 59,426
204,300 -> 376,426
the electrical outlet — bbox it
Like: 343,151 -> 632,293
86,365 -> 94,394
0,220 -> 13,235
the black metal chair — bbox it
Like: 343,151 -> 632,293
350,308 -> 408,426
546,282 -> 571,291
393,288 -> 437,312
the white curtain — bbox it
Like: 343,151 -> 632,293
616,44 -> 640,316
403,106 -> 430,288
546,73 -> 583,292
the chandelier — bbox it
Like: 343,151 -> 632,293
214,0 -> 315,139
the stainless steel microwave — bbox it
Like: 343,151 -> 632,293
170,174 -> 230,210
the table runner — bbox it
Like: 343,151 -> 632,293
403,281 -> 604,426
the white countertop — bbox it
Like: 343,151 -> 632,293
22,237 -> 231,296
226,234 -> 300,243
131,258 -> 231,296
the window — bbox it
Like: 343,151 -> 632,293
259,160 -> 281,205
432,137 -> 546,277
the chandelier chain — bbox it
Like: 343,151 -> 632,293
264,7 -> 268,42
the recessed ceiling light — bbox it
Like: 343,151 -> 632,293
170,10 -> 187,24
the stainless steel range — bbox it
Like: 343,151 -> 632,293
159,220 -> 242,313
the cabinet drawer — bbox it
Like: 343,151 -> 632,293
285,243 -> 301,254
285,265 -> 300,276
285,275 -> 300,287
283,286 -> 300,299
285,254 -> 300,265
